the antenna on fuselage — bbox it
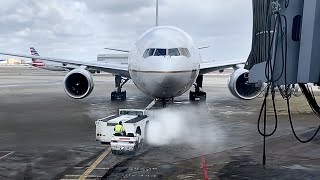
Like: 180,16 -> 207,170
155,0 -> 159,26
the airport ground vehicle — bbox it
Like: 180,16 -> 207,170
95,109 -> 149,153
110,132 -> 142,154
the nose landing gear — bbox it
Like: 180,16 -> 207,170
160,98 -> 174,107
111,75 -> 129,101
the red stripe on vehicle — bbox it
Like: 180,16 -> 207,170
119,138 -> 130,140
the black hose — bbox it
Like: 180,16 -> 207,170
257,83 -> 278,137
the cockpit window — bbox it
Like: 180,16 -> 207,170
143,48 -> 191,58
148,48 -> 155,56
168,48 -> 180,56
143,49 -> 149,58
179,48 -> 191,58
154,49 -> 166,56
143,48 -> 156,58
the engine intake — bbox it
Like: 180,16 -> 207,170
228,68 -> 263,100
64,69 -> 94,99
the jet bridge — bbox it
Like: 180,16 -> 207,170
247,0 -> 320,85
245,0 -> 320,166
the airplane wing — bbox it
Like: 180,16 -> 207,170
0,52 -> 130,77
199,59 -> 246,75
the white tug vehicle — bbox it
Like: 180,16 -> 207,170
95,109 -> 149,154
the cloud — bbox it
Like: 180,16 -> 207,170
83,0 -> 154,14
0,0 -> 252,61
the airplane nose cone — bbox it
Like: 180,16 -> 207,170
130,69 -> 198,98
157,75 -> 180,96
153,71 -> 198,97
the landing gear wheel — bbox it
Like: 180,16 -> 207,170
111,91 -> 116,101
110,91 -> 126,101
190,75 -> 207,101
161,98 -> 166,107
189,91 -> 196,101
121,91 -> 126,100
199,91 -> 206,100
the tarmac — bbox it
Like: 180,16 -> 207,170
1,66 -> 320,179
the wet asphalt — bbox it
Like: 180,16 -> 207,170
1,66 -> 320,179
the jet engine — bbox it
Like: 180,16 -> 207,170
63,69 -> 94,99
228,68 -> 263,100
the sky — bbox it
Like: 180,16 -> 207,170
0,0 -> 253,62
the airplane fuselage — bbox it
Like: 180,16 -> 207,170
128,26 -> 201,98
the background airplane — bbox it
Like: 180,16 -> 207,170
30,47 -> 100,74
30,47 -> 67,71
0,1 -> 263,103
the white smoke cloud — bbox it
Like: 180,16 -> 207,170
145,107 -> 225,150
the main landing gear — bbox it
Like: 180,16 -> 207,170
189,75 -> 206,101
111,75 -> 129,101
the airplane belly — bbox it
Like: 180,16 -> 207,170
130,70 -> 198,98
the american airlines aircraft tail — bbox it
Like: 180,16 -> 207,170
30,47 -> 39,56
30,47 -> 45,68
30,47 -> 66,71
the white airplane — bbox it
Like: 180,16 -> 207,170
0,2 -> 263,104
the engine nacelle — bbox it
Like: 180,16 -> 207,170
63,69 -> 94,99
228,68 -> 263,100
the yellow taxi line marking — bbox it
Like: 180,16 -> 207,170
78,147 -> 111,180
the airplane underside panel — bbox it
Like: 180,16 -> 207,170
129,70 -> 198,98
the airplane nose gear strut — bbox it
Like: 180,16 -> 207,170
160,98 -> 174,107
111,75 -> 129,101
189,75 -> 206,101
